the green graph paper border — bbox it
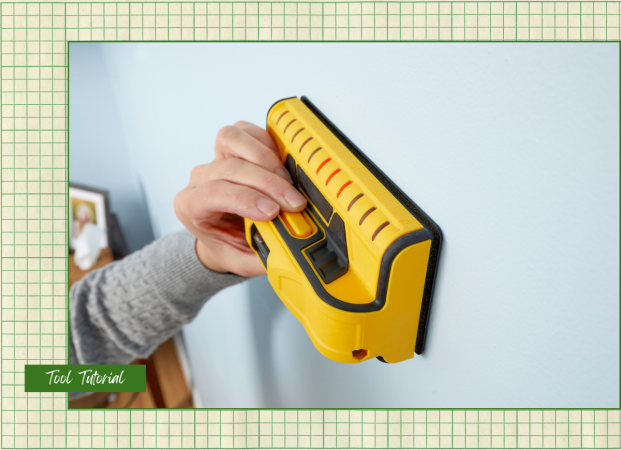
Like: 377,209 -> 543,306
1,1 -> 620,449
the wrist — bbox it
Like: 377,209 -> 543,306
195,239 -> 228,273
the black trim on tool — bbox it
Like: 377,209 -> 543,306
324,213 -> 348,270
273,211 -> 431,313
284,154 -> 298,187
298,167 -> 333,223
250,225 -> 269,268
306,212 -> 349,284
299,96 -> 443,356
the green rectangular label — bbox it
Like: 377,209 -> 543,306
25,365 -> 146,393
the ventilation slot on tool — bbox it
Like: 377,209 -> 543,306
337,181 -> 352,198
299,137 -> 313,152
291,128 -> 305,142
283,119 -> 296,133
326,169 -> 341,185
276,110 -> 289,124
359,207 -> 376,225
348,193 -> 364,211
316,158 -> 331,174
372,221 -> 390,241
308,147 -> 322,162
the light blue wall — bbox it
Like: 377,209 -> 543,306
71,43 -> 619,407
69,43 -> 154,252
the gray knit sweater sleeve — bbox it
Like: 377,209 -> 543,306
69,229 -> 245,366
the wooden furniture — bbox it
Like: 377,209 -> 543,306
68,246 -> 193,408
69,247 -> 115,288
68,338 -> 193,409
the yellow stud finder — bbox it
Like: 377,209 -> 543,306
245,97 -> 442,363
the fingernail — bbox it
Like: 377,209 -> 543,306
284,189 -> 307,208
277,168 -> 294,184
256,198 -> 279,216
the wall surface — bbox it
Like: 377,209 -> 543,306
69,43 -> 155,252
70,43 -> 619,408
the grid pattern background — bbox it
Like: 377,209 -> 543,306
0,1 -> 620,449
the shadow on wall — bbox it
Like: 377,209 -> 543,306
246,276 -> 424,408
246,276 -> 286,407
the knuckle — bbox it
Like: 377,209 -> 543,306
201,179 -> 218,197
213,158 -> 240,181
189,165 -> 203,183
191,162 -> 218,185
173,190 -> 188,221
232,190 -> 251,215
262,171 -> 282,191
215,125 -> 238,147
255,146 -> 278,166
233,120 -> 250,128
233,189 -> 246,205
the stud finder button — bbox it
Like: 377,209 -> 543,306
280,211 -> 312,238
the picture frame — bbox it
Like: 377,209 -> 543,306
68,183 -> 111,252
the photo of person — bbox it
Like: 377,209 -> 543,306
71,199 -> 98,238
68,184 -> 110,252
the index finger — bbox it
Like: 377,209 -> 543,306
233,121 -> 279,157
215,125 -> 292,183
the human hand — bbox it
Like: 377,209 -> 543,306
174,121 -> 307,277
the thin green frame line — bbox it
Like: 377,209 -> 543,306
2,1 -> 619,3
0,1 -> 619,450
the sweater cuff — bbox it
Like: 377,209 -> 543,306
151,230 -> 245,320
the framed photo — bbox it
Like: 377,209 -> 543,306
69,183 -> 111,252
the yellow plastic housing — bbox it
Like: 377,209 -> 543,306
245,97 -> 438,364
